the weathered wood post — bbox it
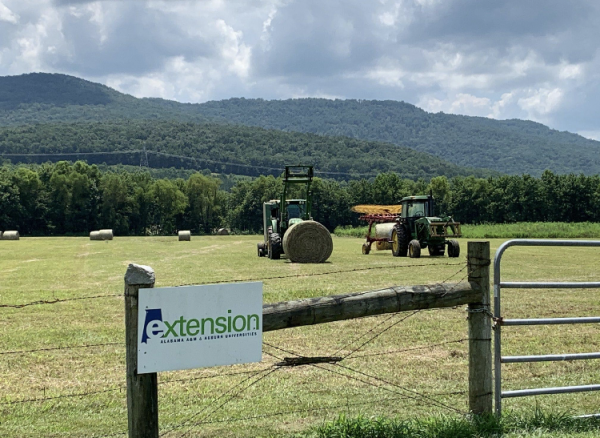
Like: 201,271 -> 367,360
467,241 -> 492,414
125,263 -> 158,438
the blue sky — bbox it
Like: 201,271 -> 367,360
1,0 -> 599,139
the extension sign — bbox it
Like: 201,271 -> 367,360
137,282 -> 262,374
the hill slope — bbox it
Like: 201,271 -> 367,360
0,121 -> 493,180
191,98 -> 600,176
2,73 -> 599,175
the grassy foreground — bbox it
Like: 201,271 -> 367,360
304,410 -> 600,438
335,222 -> 600,239
1,236 -> 599,437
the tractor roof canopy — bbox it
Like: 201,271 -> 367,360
400,195 -> 430,202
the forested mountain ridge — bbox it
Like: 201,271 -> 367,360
2,73 -> 599,176
0,73 -> 208,124
0,121 -> 494,180
192,98 -> 600,176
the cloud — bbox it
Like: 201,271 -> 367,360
0,0 -> 599,135
0,1 -> 18,23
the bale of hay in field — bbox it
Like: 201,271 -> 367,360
178,230 -> 191,241
2,231 -> 20,240
217,228 -> 229,235
375,223 -> 396,250
351,205 -> 402,215
99,229 -> 114,241
282,220 -> 333,263
90,231 -> 102,240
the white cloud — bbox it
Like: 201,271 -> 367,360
0,1 -> 18,23
518,87 -> 564,119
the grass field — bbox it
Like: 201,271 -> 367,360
1,235 -> 600,437
334,222 -> 600,239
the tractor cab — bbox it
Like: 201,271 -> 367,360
401,195 -> 435,219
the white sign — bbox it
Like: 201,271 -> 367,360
137,282 -> 262,374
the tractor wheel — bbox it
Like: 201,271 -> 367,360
362,243 -> 370,255
408,239 -> 421,258
428,244 -> 445,257
269,232 -> 282,260
448,240 -> 460,258
257,242 -> 266,257
391,224 -> 409,257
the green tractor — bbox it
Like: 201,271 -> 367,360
391,195 -> 461,258
257,166 -> 333,263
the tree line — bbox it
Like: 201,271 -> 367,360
1,161 -> 599,236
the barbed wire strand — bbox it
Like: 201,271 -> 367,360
174,261 -> 464,288
0,262 -> 463,310
346,338 -> 468,359
159,367 -> 278,438
334,362 -> 465,413
0,387 -> 123,406
316,362 -> 464,414
0,342 -> 122,356
0,293 -> 121,309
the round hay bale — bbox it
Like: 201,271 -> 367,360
178,230 -> 191,241
2,231 -> 20,240
374,223 -> 395,251
282,220 -> 333,263
90,231 -> 102,240
99,229 -> 114,241
217,228 -> 229,235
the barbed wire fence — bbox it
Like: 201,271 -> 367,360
1,259 -> 475,437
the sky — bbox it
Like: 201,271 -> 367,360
1,0 -> 599,139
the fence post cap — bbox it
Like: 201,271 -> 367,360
125,264 -> 155,286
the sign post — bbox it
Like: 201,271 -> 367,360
124,263 -> 158,438
124,263 -> 263,437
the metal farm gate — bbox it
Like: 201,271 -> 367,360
493,239 -> 600,416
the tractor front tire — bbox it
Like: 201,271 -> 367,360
362,243 -> 370,255
428,244 -> 445,257
391,224 -> 409,257
408,239 -> 421,258
269,232 -> 282,260
257,242 -> 266,257
448,240 -> 460,258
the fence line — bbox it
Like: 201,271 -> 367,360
2,251 -> 481,437
0,262 -> 463,310
0,341 -> 122,356
0,293 -> 121,309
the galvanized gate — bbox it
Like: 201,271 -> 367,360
493,239 -> 600,416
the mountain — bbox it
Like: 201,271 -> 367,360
1,73 -> 599,176
0,120 -> 493,180
189,99 -> 600,176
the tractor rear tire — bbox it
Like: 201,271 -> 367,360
428,244 -> 445,257
268,233 -> 282,259
362,243 -> 370,255
448,240 -> 460,258
391,224 -> 409,257
408,239 -> 421,258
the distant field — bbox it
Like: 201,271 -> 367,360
335,222 -> 600,239
1,236 -> 599,437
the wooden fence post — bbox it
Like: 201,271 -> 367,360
125,263 -> 158,438
467,241 -> 492,414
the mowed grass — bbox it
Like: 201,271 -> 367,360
1,236 -> 599,437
